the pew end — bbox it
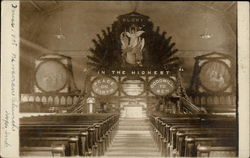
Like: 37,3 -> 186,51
197,145 -> 237,157
20,144 -> 66,157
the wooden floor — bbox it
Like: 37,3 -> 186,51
105,114 -> 161,157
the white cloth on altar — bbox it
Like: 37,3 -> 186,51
124,106 -> 143,118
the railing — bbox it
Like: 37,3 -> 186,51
21,93 -> 83,106
68,95 -> 87,113
180,96 -> 203,114
175,70 -> 202,114
190,94 -> 236,107
20,93 -> 86,113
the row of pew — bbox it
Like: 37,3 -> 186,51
20,113 -> 119,156
150,113 -> 237,157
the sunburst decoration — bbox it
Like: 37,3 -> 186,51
87,12 -> 181,72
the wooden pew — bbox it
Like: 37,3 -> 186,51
21,136 -> 79,156
168,126 -> 234,157
197,145 -> 237,157
150,115 -> 201,153
176,130 -> 236,157
20,113 -> 119,157
149,114 -> 237,157
185,136 -> 237,157
170,124 -> 235,157
20,144 -> 66,156
150,115 -> 201,156
20,130 -> 89,156
21,124 -> 98,156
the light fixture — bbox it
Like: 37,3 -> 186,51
200,33 -> 213,39
200,5 -> 213,39
54,8 -> 66,40
129,1 -> 139,12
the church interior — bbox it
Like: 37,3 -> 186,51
19,1 -> 238,157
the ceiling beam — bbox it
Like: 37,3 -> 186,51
194,2 -> 223,16
209,1 -> 215,7
20,38 -> 90,57
29,0 -> 43,12
52,0 -> 58,5
20,37 -> 55,55
41,3 -> 66,16
224,2 -> 236,12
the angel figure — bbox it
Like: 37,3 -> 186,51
120,28 -> 145,66
126,29 -> 145,49
209,70 -> 225,89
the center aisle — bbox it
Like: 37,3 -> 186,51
105,112 -> 161,157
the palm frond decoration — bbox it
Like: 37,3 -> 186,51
87,26 -> 122,71
87,12 -> 181,72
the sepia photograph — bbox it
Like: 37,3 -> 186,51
1,1 -> 249,158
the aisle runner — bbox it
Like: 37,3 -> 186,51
105,114 -> 161,157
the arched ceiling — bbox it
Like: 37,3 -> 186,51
20,1 -> 237,90
21,1 -> 237,55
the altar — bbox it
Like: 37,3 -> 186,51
123,104 -> 143,118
